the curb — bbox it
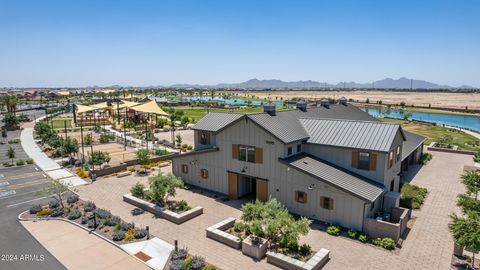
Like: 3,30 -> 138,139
18,211 -> 154,269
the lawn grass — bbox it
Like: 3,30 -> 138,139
165,106 -> 289,122
379,118 -> 480,151
50,118 -> 73,129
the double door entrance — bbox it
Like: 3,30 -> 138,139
227,172 -> 268,202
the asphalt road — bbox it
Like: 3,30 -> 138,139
0,128 -> 66,270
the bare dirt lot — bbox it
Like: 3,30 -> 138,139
240,91 -> 480,110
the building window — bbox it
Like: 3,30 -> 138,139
201,169 -> 208,179
297,144 -> 302,153
239,145 -> 256,163
181,164 -> 188,174
388,151 -> 394,168
390,179 -> 395,192
200,132 -> 207,145
358,152 -> 370,170
295,191 -> 307,204
370,201 -> 375,210
320,197 -> 333,210
396,146 -> 401,163
287,147 -> 293,156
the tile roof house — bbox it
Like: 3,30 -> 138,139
171,100 -> 425,238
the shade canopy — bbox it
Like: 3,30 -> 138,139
58,91 -> 70,96
75,104 -> 98,114
131,100 -> 168,115
91,102 -> 111,109
118,100 -> 139,108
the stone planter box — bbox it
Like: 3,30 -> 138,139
242,235 -> 268,260
123,193 -> 203,224
266,248 -> 330,270
206,217 -> 242,249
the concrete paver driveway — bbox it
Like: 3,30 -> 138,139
76,150 -> 473,270
21,220 -> 149,270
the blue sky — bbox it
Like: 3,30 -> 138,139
0,0 -> 479,87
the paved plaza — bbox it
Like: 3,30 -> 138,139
75,150 -> 473,270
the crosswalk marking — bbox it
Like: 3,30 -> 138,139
0,181 -> 9,187
0,190 -> 16,198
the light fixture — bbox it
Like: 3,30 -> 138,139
308,184 -> 315,190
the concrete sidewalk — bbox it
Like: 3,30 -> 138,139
20,126 -> 87,187
21,220 -> 150,270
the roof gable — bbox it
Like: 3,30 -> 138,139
192,112 -> 244,133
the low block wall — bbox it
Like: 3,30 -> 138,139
123,193 -> 203,224
266,248 -> 330,270
364,207 -> 411,241
427,142 -> 475,156
91,153 -> 177,178
206,218 -> 242,249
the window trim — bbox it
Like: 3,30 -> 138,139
320,196 -> 333,210
201,168 -> 208,179
287,146 -> 293,156
181,164 -> 188,174
238,145 -> 256,163
396,146 -> 401,163
297,144 -> 302,153
295,191 -> 307,204
358,152 -> 370,170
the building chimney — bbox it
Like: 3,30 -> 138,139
263,103 -> 276,116
339,97 -> 348,105
296,101 -> 307,112
320,99 -> 330,108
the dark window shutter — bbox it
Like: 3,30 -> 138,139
205,132 -> 211,145
232,144 -> 238,159
329,198 -> 334,210
351,151 -> 359,168
255,147 -> 263,164
197,131 -> 202,144
369,153 -> 377,171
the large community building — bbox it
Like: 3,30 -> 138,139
171,99 -> 425,235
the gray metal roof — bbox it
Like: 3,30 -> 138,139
299,118 -> 404,152
402,131 -> 426,161
282,154 -> 384,202
247,112 -> 310,143
192,112 -> 244,132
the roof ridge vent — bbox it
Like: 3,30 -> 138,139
339,97 -> 348,105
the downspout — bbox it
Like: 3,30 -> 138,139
361,202 -> 367,232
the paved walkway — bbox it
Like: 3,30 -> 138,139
445,125 -> 480,139
76,150 -> 472,270
21,219 -> 149,270
20,117 -> 87,187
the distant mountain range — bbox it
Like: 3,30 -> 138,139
93,77 -> 477,90
165,77 -> 476,90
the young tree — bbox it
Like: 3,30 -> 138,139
7,146 -> 15,164
147,173 -> 184,204
241,198 -> 311,247
47,180 -> 70,209
461,171 -> 480,200
2,113 -> 19,128
61,137 -> 79,164
403,111 -> 412,122
136,148 -> 151,165
175,134 -> 182,146
449,212 -> 480,268
84,133 -> 93,145
180,116 -> 190,128
88,150 -> 111,168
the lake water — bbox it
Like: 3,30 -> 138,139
362,107 -> 480,131
167,96 -> 284,106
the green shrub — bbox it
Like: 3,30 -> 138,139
155,148 -> 168,156
30,204 -> 42,214
299,243 -> 312,256
8,138 -> 21,144
36,207 -> 52,217
420,153 -> 432,165
181,143 -> 188,149
187,145 -> 193,150
474,150 -> 480,163
347,229 -> 358,239
372,237 -> 383,246
67,194 -> 79,204
358,233 -> 368,242
233,222 -> 247,232
381,237 -> 396,250
130,182 -> 146,199
99,133 -> 111,143
177,200 -> 191,212
400,183 -> 428,209
25,158 -> 34,164
287,240 -> 299,252
326,225 -> 341,236
84,201 -> 96,212
16,159 -> 25,166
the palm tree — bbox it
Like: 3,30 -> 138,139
1,96 -> 19,114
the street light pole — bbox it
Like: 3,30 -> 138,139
80,116 -> 85,164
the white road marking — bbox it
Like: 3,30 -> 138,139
0,190 -> 16,197
7,196 -> 49,207
0,181 -> 10,187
